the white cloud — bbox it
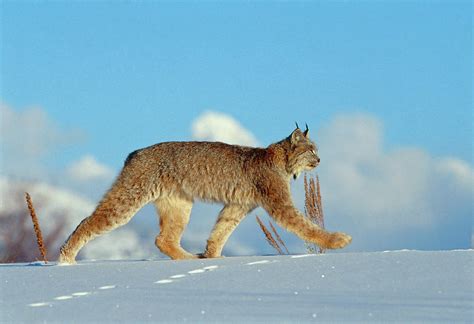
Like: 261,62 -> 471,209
191,111 -> 259,146
0,102 -> 83,178
187,112 -> 472,252
0,103 -> 141,261
435,157 -> 474,190
2,102 -> 470,256
310,113 -> 473,251
80,228 -> 149,260
66,155 -> 115,183
0,103 -> 115,200
0,176 -> 149,261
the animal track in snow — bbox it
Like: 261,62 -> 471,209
28,291 -> 91,307
291,254 -> 314,259
155,279 -> 174,284
54,295 -> 73,300
188,269 -> 205,274
246,260 -> 270,265
154,265 -> 219,285
188,265 -> 219,274
170,274 -> 187,279
28,302 -> 50,308
28,286 -> 114,308
98,285 -> 116,290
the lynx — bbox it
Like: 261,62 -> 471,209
59,125 -> 351,264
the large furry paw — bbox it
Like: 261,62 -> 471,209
169,251 -> 199,260
57,254 -> 77,265
326,232 -> 352,249
197,252 -> 224,259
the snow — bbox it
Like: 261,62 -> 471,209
1,250 -> 472,322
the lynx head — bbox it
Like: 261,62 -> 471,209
286,123 -> 320,180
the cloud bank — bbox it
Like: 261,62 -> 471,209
191,111 -> 259,146
0,103 -> 115,194
0,176 -> 149,261
0,103 -> 81,158
314,113 -> 473,251
1,103 -> 471,258
188,111 -> 472,252
66,155 -> 115,183
0,103 -> 83,179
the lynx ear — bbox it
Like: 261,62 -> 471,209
290,128 -> 302,144
303,123 -> 309,138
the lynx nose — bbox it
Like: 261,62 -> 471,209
317,157 -> 320,163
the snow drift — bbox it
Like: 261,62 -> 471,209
1,250 -> 472,322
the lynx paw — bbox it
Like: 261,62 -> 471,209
57,254 -> 77,265
171,251 -> 199,260
326,232 -> 352,249
197,252 -> 225,259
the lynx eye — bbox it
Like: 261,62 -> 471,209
311,149 -> 317,155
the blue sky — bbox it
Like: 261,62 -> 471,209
2,1 -> 471,166
1,1 -> 472,254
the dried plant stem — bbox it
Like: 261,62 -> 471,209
257,173 -> 326,255
315,175 -> 325,229
268,221 -> 289,254
304,174 -> 326,254
256,216 -> 283,255
25,192 -> 48,263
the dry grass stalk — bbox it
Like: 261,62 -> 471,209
1,190 -> 64,263
25,192 -> 48,263
256,216 -> 284,255
268,220 -> 289,254
304,174 -> 326,254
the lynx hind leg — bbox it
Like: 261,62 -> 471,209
154,196 -> 196,260
203,204 -> 251,258
265,204 -> 351,250
59,193 -> 148,264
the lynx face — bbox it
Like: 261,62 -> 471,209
287,128 -> 320,179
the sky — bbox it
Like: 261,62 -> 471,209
1,1 -> 472,255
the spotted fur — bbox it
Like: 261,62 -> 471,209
58,127 -> 351,264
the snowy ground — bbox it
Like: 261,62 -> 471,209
1,250 -> 472,322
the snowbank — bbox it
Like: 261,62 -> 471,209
1,250 -> 472,322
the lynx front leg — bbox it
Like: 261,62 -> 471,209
257,175 -> 351,250
154,196 -> 196,260
203,204 -> 251,258
263,202 -> 351,250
